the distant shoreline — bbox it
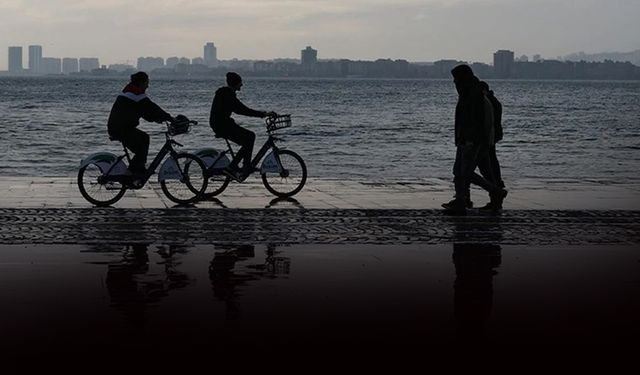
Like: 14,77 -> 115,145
1,73 -> 639,82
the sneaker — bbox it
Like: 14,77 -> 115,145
490,188 -> 508,208
478,202 -> 501,211
442,198 -> 473,210
238,165 -> 254,180
442,199 -> 467,212
223,166 -> 242,182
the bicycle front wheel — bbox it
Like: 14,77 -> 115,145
78,163 -> 126,207
160,154 -> 208,205
204,173 -> 231,198
261,150 -> 307,198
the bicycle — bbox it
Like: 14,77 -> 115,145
194,114 -> 307,199
78,117 -> 208,206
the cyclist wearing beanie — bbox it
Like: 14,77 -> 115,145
107,71 -> 174,174
209,72 -> 275,180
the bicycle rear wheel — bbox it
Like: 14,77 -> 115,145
78,163 -> 126,206
160,154 -> 208,205
261,150 -> 307,198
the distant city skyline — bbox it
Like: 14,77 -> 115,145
4,40 -> 640,75
1,0 -> 638,70
4,41 -> 637,81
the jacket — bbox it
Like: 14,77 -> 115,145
209,86 -> 263,132
486,91 -> 503,142
107,85 -> 172,137
454,82 -> 490,146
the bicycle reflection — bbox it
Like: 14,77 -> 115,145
90,242 -> 291,325
209,244 -> 291,320
101,244 -> 193,328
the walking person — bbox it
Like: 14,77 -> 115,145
477,81 -> 506,209
442,64 -> 506,212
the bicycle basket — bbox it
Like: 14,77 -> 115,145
265,114 -> 291,133
168,120 -> 191,136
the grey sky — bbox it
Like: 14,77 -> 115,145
1,0 -> 639,69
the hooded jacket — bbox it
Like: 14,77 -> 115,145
453,81 -> 492,145
107,83 -> 172,138
486,90 -> 503,142
451,66 -> 492,146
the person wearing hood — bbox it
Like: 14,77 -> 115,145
107,71 -> 174,174
443,64 -> 506,212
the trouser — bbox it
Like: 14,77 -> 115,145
113,128 -> 150,172
453,143 -> 499,202
487,145 -> 505,189
214,125 -> 256,169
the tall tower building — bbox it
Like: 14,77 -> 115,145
493,49 -> 514,78
28,45 -> 43,73
8,46 -> 23,72
301,46 -> 318,66
204,42 -> 218,67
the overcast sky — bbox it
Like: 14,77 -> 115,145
1,0 -> 639,69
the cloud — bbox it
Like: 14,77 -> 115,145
1,0 -> 639,68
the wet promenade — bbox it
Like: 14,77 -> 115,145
1,177 -> 639,354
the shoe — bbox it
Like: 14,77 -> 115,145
490,188 -> 508,208
442,198 -> 473,210
223,166 -> 242,182
238,165 -> 254,181
442,198 -> 467,212
478,202 -> 501,211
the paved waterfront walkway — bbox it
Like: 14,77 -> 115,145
1,177 -> 639,245
2,176 -> 640,210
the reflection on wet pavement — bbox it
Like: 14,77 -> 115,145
0,240 -> 638,354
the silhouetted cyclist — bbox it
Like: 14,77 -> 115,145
209,72 -> 275,180
107,71 -> 174,176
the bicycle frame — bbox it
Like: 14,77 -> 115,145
206,135 -> 282,177
102,133 -> 184,186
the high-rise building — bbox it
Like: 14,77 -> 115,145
28,45 -> 42,73
108,64 -> 135,72
192,57 -> 205,65
79,57 -> 100,72
204,42 -> 217,67
493,49 -> 514,78
301,46 -> 318,66
62,58 -> 79,74
40,57 -> 61,74
8,46 -> 23,72
166,57 -> 180,68
137,57 -> 164,71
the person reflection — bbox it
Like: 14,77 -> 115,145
209,244 -> 257,320
453,243 -> 501,342
451,215 -> 502,342
105,243 -> 192,328
209,244 -> 291,320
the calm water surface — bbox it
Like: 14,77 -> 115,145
0,77 -> 639,181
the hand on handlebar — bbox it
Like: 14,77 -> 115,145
264,111 -> 278,118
